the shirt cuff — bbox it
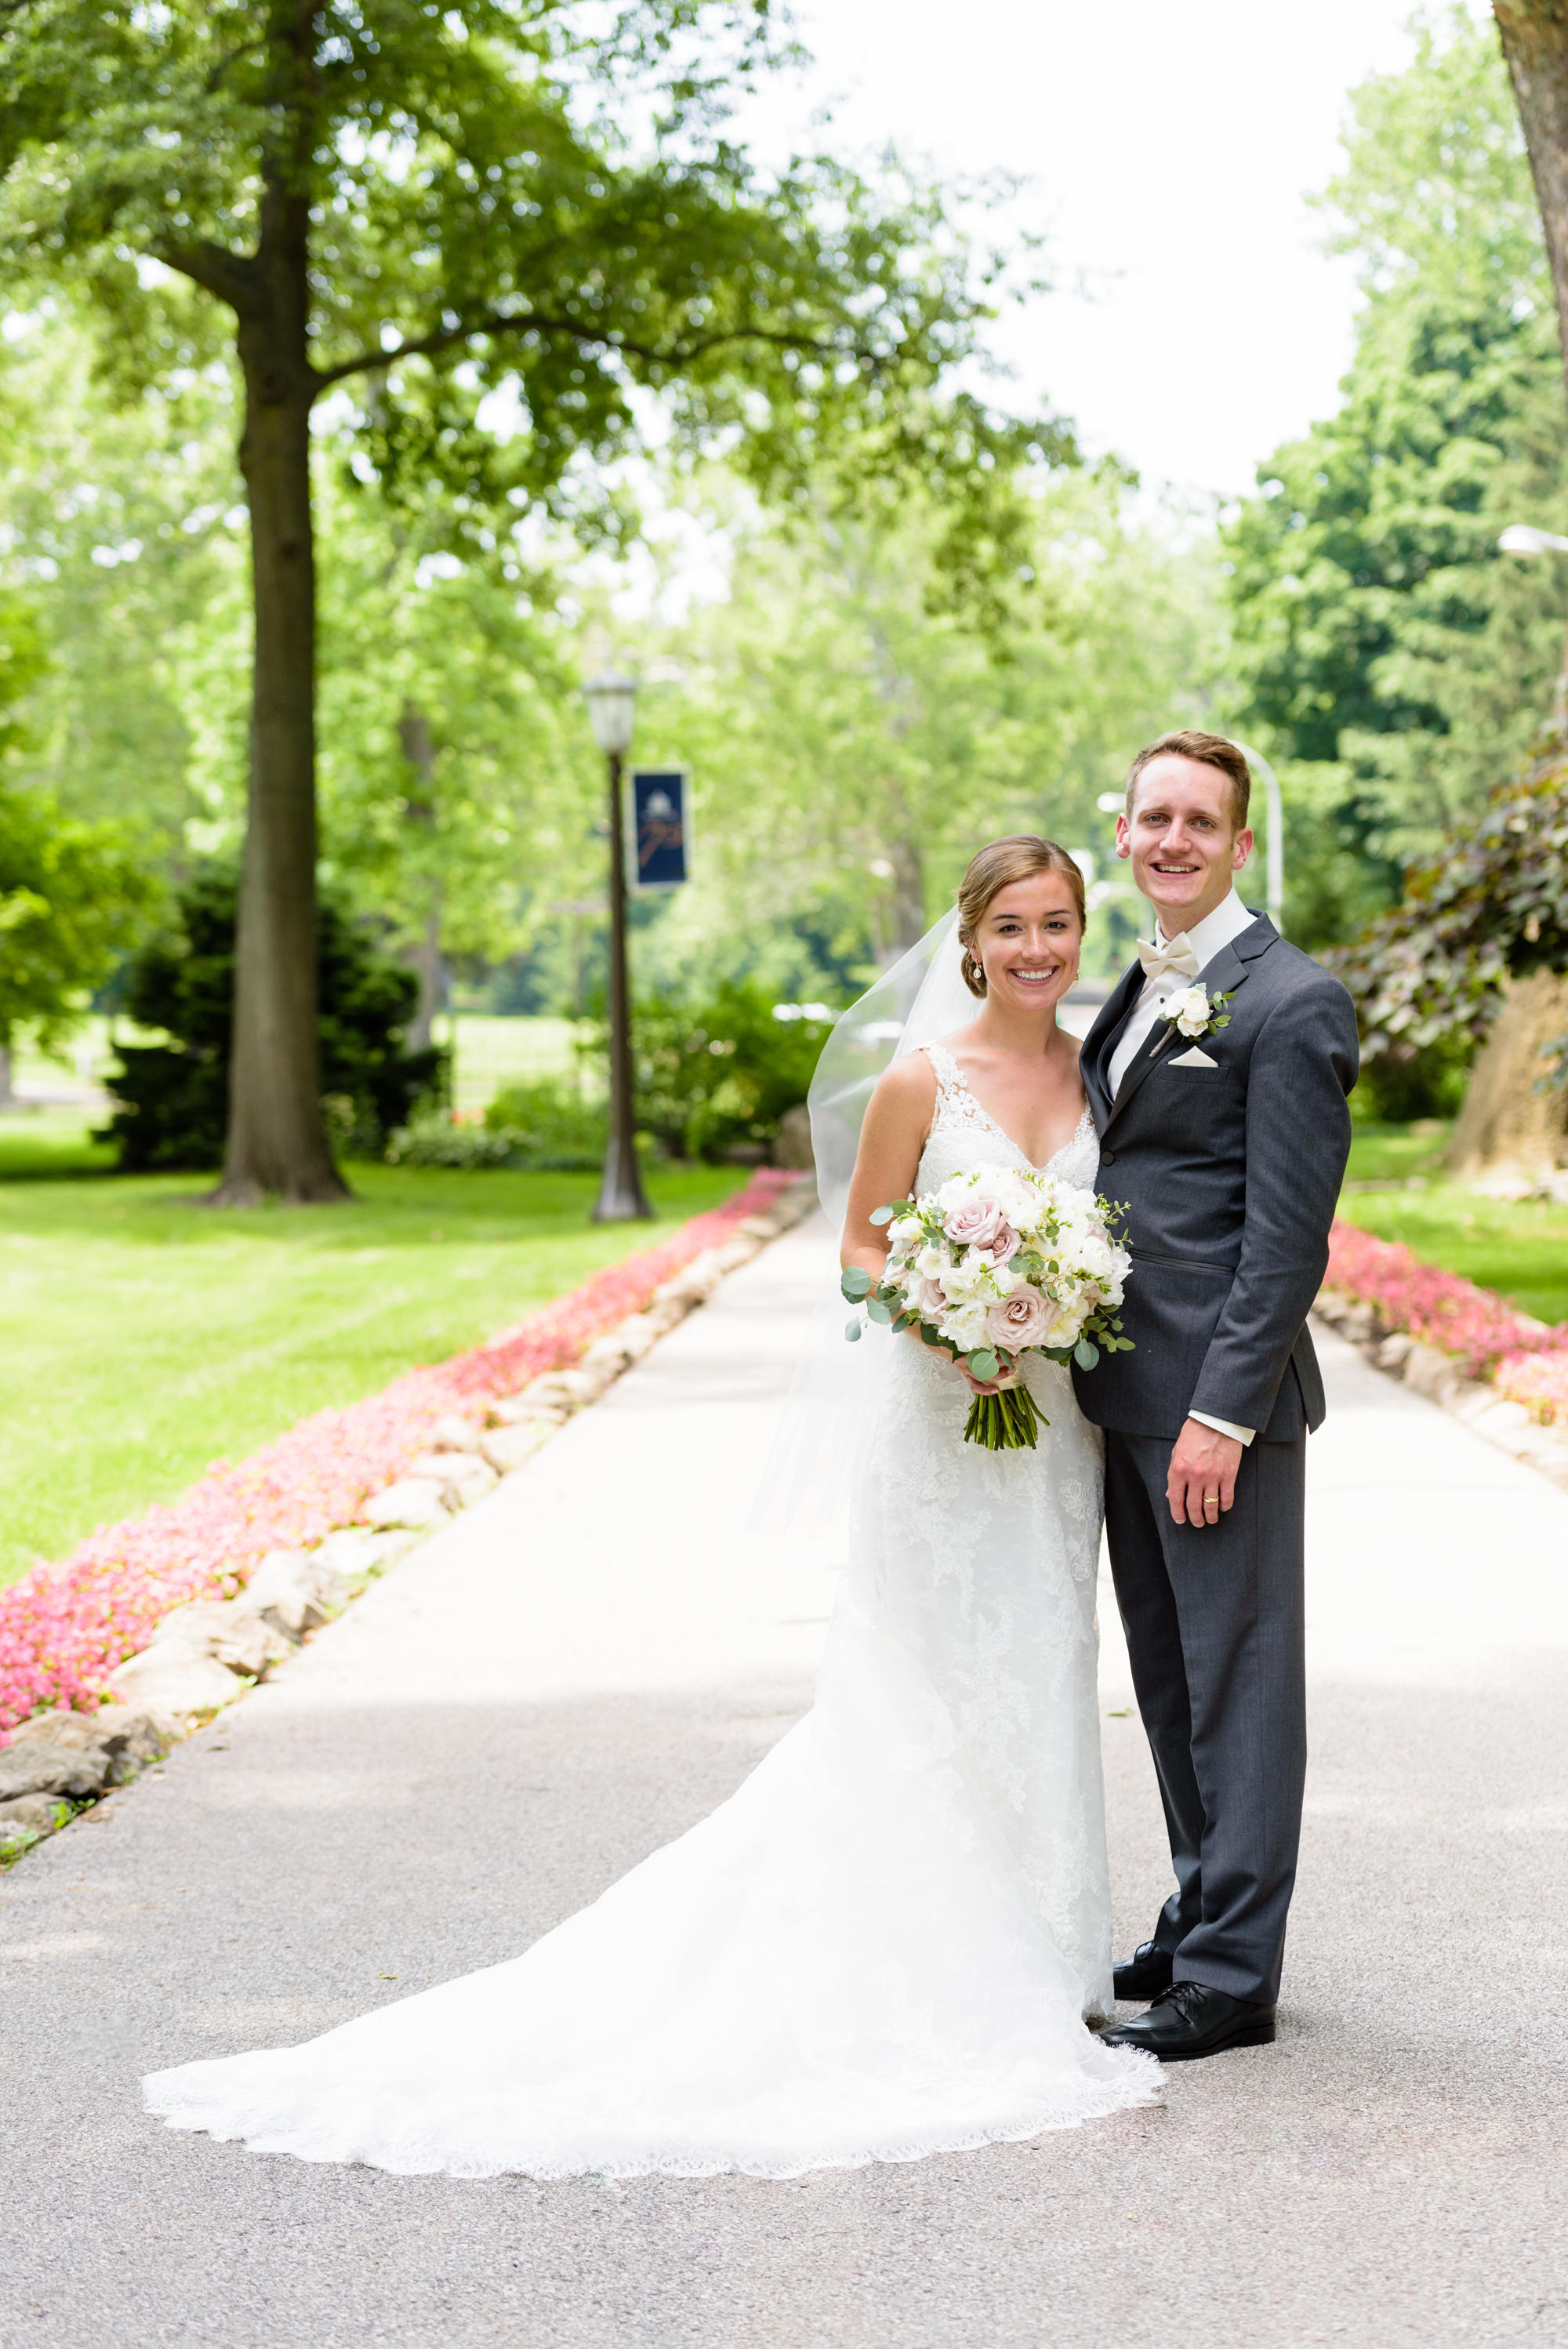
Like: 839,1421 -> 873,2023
1190,1410 -> 1256,1447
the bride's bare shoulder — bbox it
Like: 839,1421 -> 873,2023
867,1047 -> 938,1124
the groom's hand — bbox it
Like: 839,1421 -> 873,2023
1167,1418 -> 1243,1529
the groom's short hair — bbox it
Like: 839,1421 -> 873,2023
1126,731 -> 1250,830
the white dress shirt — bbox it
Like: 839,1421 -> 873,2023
1107,888 -> 1258,1096
1106,888 -> 1261,1448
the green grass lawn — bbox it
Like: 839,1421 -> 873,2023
1339,1120 -> 1568,1328
0,1113 -> 745,1588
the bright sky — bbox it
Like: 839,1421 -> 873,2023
735,0 -> 1482,498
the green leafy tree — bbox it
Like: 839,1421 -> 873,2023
314,463 -> 590,1044
103,866 -> 442,1172
2,0 -> 1062,1204
1221,12 -> 1568,945
1321,9 -> 1568,1166
587,462 -> 1221,999
0,590 -> 154,1093
0,306 -> 251,864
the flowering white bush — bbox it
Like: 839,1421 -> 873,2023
844,1164 -> 1134,1450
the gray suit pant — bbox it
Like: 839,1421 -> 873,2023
1104,1428 -> 1307,2006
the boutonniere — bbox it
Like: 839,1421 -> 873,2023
1157,984 -> 1234,1043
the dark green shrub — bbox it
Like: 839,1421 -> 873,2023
584,982 -> 837,1161
101,866 -> 443,1171
1351,1034 -> 1474,1125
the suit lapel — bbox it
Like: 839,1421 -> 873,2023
1102,1013 -> 1178,1130
1100,911 -> 1279,1132
1079,961 -> 1145,1129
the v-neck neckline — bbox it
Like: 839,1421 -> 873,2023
927,1043 -> 1092,1176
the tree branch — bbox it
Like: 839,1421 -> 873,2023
154,236 -> 262,315
312,308 -> 866,391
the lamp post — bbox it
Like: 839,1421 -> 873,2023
1499,524 -> 1568,724
1227,738 -> 1285,937
583,669 -> 654,1223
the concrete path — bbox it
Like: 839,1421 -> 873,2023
4,1213 -> 1568,2348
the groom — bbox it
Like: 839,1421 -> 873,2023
1073,730 -> 1358,2061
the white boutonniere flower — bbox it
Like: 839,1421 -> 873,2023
1158,983 -> 1234,1041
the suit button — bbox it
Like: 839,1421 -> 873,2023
1101,1149 -> 1116,1164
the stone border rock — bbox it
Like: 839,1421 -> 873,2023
1312,1288 -> 1568,1494
1,1176 -> 820,1867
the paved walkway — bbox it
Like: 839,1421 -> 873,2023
5,1213 -> 1568,2348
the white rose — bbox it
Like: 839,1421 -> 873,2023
915,1243 -> 946,1279
1073,1232 -> 1114,1283
1163,985 -> 1211,1040
888,1212 -> 923,1244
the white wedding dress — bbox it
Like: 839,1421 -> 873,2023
143,1040 -> 1160,2177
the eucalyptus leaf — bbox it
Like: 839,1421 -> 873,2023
866,1295 -> 893,1325
840,1265 -> 872,1300
844,1316 -> 863,1342
869,1204 -> 895,1226
969,1348 -> 1000,1381
1073,1338 -> 1100,1371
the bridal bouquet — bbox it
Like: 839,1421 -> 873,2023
843,1166 -> 1134,1450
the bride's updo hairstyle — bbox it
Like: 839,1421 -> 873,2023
956,835 -> 1087,999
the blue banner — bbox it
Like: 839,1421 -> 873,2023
630,768 -> 690,890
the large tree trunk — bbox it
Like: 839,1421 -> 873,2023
1446,970 -> 1568,1185
885,833 -> 927,960
407,909 -> 444,1057
1467,9 -> 1568,1171
214,191 -> 345,1204
1497,5 -> 1568,412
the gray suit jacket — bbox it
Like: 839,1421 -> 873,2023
1072,914 -> 1359,1443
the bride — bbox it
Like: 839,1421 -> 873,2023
144,833 -> 1160,2179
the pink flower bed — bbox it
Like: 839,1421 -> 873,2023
0,1171 -> 799,1737
1323,1215 -> 1568,1414
1494,1352 -> 1568,1428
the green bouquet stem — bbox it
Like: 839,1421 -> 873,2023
962,1380 -> 1047,1451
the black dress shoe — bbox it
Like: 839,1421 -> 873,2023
1097,1980 -> 1276,2061
1112,1940 -> 1174,2001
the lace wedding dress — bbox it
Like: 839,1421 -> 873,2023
143,1040 -> 1160,2178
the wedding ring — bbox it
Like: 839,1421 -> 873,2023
1203,1493 -> 1218,1512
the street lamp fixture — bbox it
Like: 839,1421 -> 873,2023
1499,524 -> 1568,556
1498,522 -> 1568,723
583,669 -> 654,1224
584,670 -> 638,757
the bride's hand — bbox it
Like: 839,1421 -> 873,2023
957,1359 -> 1020,1398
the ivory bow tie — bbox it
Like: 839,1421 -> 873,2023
1136,934 -> 1201,988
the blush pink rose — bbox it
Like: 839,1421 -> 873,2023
913,1275 -> 948,1321
988,1224 -> 1022,1265
985,1289 -> 1062,1351
943,1196 -> 1008,1248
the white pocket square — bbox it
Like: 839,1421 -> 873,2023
1169,1044 -> 1218,1068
